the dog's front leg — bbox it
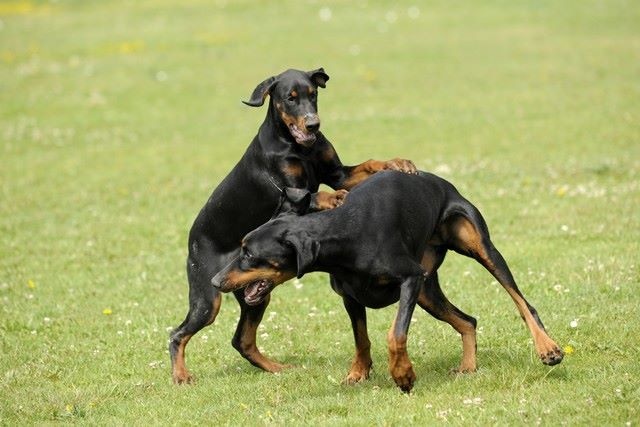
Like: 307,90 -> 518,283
342,294 -> 373,384
387,276 -> 422,393
340,159 -> 417,190
317,143 -> 417,191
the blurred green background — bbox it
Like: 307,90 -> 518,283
1,0 -> 639,424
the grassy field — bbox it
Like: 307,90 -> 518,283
1,0 -> 639,424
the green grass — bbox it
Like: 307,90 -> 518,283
1,0 -> 639,424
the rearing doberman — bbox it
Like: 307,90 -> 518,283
169,68 -> 416,384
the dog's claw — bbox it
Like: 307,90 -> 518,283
384,158 -> 417,175
344,359 -> 372,385
450,366 -> 477,375
172,373 -> 194,385
332,189 -> 348,207
344,373 -> 367,385
540,347 -> 564,366
391,367 -> 416,393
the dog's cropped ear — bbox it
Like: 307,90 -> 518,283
286,234 -> 320,278
307,68 -> 329,88
243,75 -> 278,107
271,187 -> 312,218
283,187 -> 311,213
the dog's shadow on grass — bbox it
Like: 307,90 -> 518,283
202,346 -> 568,393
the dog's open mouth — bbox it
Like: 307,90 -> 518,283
288,124 -> 316,146
244,279 -> 274,306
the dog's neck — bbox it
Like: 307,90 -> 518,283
289,211 -> 351,275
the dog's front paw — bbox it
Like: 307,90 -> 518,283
313,190 -> 348,210
330,189 -> 348,207
344,370 -> 369,385
344,359 -> 372,385
383,158 -> 417,175
450,365 -> 477,375
172,370 -> 194,385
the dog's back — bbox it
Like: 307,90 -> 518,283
341,170 -> 470,244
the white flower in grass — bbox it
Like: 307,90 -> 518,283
318,7 -> 332,22
385,10 -> 398,24
570,319 -> 578,328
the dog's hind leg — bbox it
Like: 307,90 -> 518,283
231,291 -> 288,373
169,254 -> 222,384
443,206 -> 564,366
418,247 -> 478,373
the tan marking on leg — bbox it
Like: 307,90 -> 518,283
238,318 -> 288,373
172,334 -> 194,384
343,159 -> 386,190
458,327 -> 477,373
206,293 -> 222,326
448,216 -> 494,268
345,318 -> 372,384
420,246 -> 441,273
505,288 -> 563,364
447,216 -> 563,365
417,290 -> 477,373
387,319 -> 415,392
450,216 -> 563,364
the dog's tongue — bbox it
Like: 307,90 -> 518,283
244,281 -> 265,305
289,124 -> 316,145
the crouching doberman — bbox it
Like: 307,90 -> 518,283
212,170 -> 564,392
169,68 -> 416,384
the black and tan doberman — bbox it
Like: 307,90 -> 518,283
212,171 -> 564,392
169,68 -> 416,384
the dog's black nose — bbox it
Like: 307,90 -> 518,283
305,115 -> 320,132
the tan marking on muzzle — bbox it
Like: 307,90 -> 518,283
224,267 -> 295,290
279,111 -> 307,131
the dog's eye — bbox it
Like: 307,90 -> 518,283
242,247 -> 253,259
287,95 -> 296,103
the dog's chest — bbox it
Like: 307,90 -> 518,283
337,274 -> 401,309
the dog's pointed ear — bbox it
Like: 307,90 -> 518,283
307,68 -> 329,88
286,234 -> 320,278
243,75 -> 278,107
